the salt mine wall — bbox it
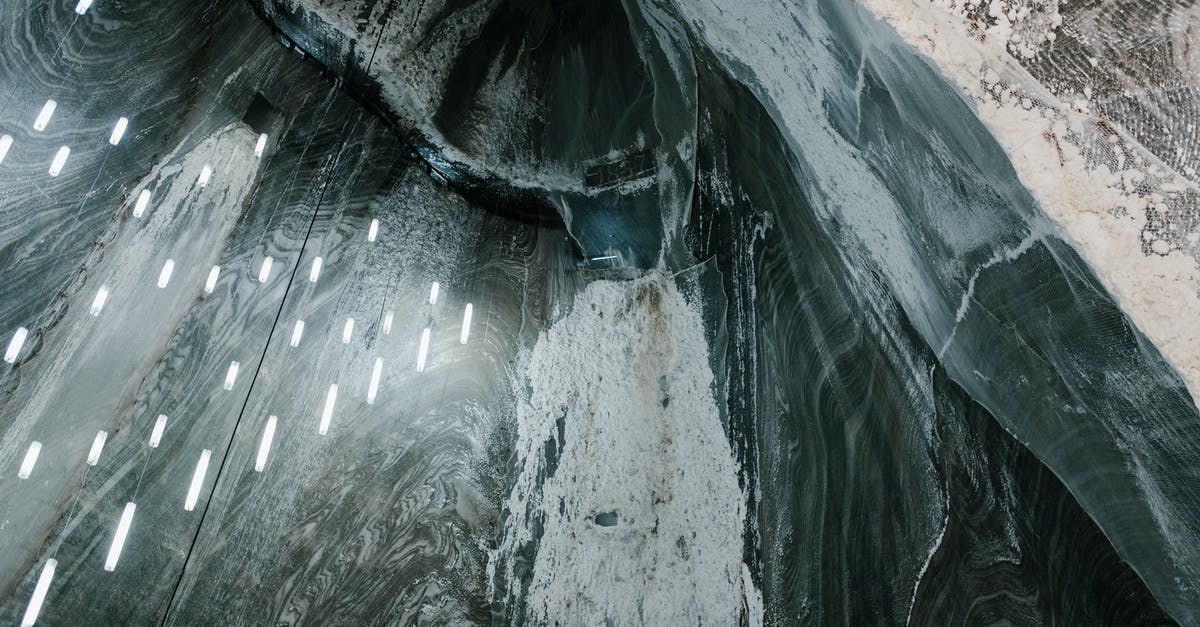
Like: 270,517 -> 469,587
1,0 -> 1198,625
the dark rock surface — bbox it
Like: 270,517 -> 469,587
0,0 -> 1196,624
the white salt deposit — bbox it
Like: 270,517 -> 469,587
857,0 -> 1200,407
494,271 -> 761,624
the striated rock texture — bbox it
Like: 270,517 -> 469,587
0,0 -> 1196,624
255,0 -> 1200,623
492,271 -> 759,624
858,0 -> 1200,431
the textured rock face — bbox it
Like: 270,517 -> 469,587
858,0 -> 1200,419
493,272 -> 758,624
254,0 -> 1200,623
0,0 -> 1197,624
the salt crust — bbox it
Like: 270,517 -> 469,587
493,272 -> 762,625
857,0 -> 1200,406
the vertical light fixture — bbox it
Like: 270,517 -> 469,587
109,117 -> 128,145
460,304 -> 473,344
255,416 -> 277,472
20,558 -> 56,627
183,450 -> 212,511
33,100 -> 56,131
48,147 -> 70,177
103,502 -> 136,571
5,327 -> 28,363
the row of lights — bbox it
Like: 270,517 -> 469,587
12,282 -> 471,615
9,148 -> 475,627
5,256 -> 471,365
16,4 -> 116,622
10,3 -> 238,624
0,96 -> 269,180
11,2 -> 479,622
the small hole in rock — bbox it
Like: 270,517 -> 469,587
594,512 -> 619,527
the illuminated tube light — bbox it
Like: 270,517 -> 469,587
86,430 -> 107,465
48,146 -> 70,177
0,135 -> 12,164
90,286 -> 109,316
258,256 -> 273,283
367,358 -> 382,404
254,133 -> 268,158
318,384 -> 337,435
367,219 -> 378,242
289,320 -> 304,347
74,0 -> 93,15
156,259 -> 174,288
103,502 -> 135,571
183,449 -> 211,511
382,311 -> 393,335
33,100 -> 56,131
109,117 -> 128,145
254,416 -> 276,472
133,189 -> 151,218
429,282 -> 440,305
197,165 -> 212,187
341,318 -> 354,344
20,558 -> 56,627
460,304 -> 473,344
204,265 -> 220,293
148,414 -> 167,448
308,256 -> 322,282
18,442 -> 41,479
223,361 -> 240,390
416,328 -> 431,372
5,326 -> 28,363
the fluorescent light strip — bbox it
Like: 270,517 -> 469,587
90,286 -> 109,316
319,384 -> 337,435
255,416 -> 276,472
290,320 -> 304,347
197,165 -> 212,187
341,318 -> 354,344
258,256 -> 273,283
86,430 -> 107,466
254,133 -> 268,158
0,135 -> 12,164
367,358 -> 382,404
18,442 -> 41,479
156,259 -> 174,288
367,219 -> 379,242
382,311 -> 393,335
223,361 -> 239,390
48,146 -> 70,177
5,326 -> 28,363
460,304 -> 473,344
33,100 -> 56,132
133,189 -> 151,218
429,282 -> 440,305
20,558 -> 56,627
109,117 -> 128,146
103,502 -> 135,571
74,0 -> 93,15
416,328 -> 431,372
149,414 -> 167,448
183,450 -> 211,511
204,265 -> 220,293
309,256 -> 322,282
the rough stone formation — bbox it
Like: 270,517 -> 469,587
0,0 -> 1196,624
258,0 -> 1200,622
859,0 -> 1200,412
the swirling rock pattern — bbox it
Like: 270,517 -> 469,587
0,0 -> 554,623
1,0 -> 1198,625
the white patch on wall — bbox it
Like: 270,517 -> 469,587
493,272 -> 761,624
